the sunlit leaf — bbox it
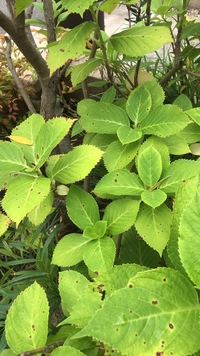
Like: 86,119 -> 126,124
52,233 -> 89,267
5,282 -> 49,354
2,176 -> 51,224
110,26 -> 172,57
8,136 -> 33,145
66,185 -> 100,230
51,145 -> 103,184
103,198 -> 140,236
135,203 -> 172,255
0,213 -> 10,238
47,22 -> 94,74
61,0 -> 95,16
83,237 -> 116,272
76,268 -> 200,356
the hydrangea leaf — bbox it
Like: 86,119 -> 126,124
110,26 -> 172,57
66,185 -> 100,230
2,176 -> 51,224
75,268 -> 200,356
135,203 -> 172,255
5,282 -> 49,354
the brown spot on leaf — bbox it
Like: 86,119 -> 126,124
128,284 -> 133,288
152,300 -> 158,305
156,353 -> 163,356
162,278 -> 166,282
169,323 -> 174,329
114,179 -> 118,182
60,48 -> 65,52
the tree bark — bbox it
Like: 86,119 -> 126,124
0,7 -> 59,119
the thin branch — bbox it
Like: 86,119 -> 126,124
2,36 -> 36,113
181,68 -> 200,79
0,9 -> 50,80
134,58 -> 141,88
159,10 -> 185,87
43,0 -> 56,43
89,6 -> 127,98
145,0 -> 151,26
18,340 -> 64,356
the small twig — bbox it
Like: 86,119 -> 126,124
145,0 -> 151,26
181,68 -> 200,79
2,35 -> 36,113
18,340 -> 64,356
159,7 -> 186,87
134,58 -> 141,88
89,6 -> 127,98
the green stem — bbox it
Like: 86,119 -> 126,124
89,6 -> 127,98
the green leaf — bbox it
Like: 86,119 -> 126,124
100,0 -> 121,13
83,221 -> 107,239
66,185 -> 100,230
34,117 -> 74,168
65,288 -> 102,327
137,146 -> 162,187
104,140 -> 140,172
186,107 -> 200,125
83,237 -> 116,272
27,191 -> 54,226
47,22 -> 94,74
103,198 -> 140,236
52,233 -> 89,267
126,86 -> 152,124
15,0 -> 33,15
59,270 -> 89,314
94,263 -> 147,297
135,203 -> 172,255
163,134 -> 190,155
78,99 -> 129,134
5,282 -> 49,354
71,59 -> 102,86
51,345 -> 85,356
167,175 -> 199,274
76,268 -> 200,356
101,86 -> 116,103
51,145 -> 103,184
140,104 -> 189,137
0,213 -> 10,237
137,135 -> 170,171
117,127 -> 142,145
93,169 -> 144,198
160,159 -> 200,193
110,25 -> 172,57
120,227 -> 160,267
179,122 -> 200,144
173,94 -> 192,111
141,189 -> 167,208
142,81 -> 165,107
61,0 -> 95,16
11,114 -> 44,164
182,22 -> 200,39
0,141 -> 29,173
84,133 -> 116,151
0,350 -> 16,356
2,176 -> 51,224
179,188 -> 200,287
